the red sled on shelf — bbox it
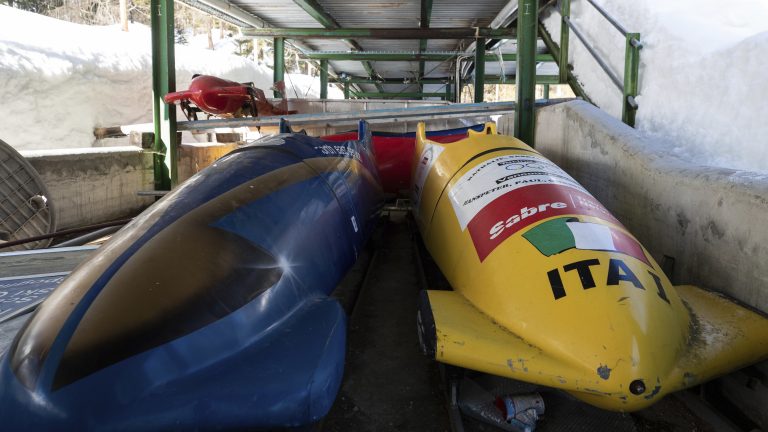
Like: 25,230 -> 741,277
163,74 -> 297,121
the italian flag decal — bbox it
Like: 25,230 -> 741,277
523,217 -> 650,265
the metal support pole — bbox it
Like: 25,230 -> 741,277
622,32 -> 641,127
343,81 -> 350,99
515,0 -> 538,146
150,0 -> 177,189
320,59 -> 328,99
455,57 -> 464,103
445,82 -> 452,102
543,83 -> 550,99
559,0 -> 570,84
273,37 -> 285,98
474,38 -> 486,103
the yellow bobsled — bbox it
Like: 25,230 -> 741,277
413,122 -> 768,411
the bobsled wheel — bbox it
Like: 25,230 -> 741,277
417,290 -> 437,359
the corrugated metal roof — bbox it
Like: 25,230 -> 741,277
216,0 -> 547,98
430,0 -> 509,27
235,0 -> 322,27
323,0 -> 421,28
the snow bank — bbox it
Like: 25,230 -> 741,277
542,0 -> 768,173
0,6 -> 341,150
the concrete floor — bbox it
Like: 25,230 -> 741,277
324,214 -> 450,431
325,214 -> 720,432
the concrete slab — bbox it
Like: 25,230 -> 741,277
525,100 -> 768,313
324,215 -> 450,432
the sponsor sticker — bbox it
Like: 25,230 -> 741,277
447,153 -> 620,261
467,184 -> 619,261
412,144 -> 445,213
448,154 -> 590,229
316,144 -> 361,161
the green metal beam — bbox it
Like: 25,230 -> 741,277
242,27 -> 516,39
290,0 -> 383,92
355,92 -> 446,99
559,0 -> 570,83
538,21 -> 592,103
304,52 -> 554,62
474,37 -> 486,103
486,75 -> 560,84
151,0 -> 177,189
360,62 -> 385,92
419,0 -> 434,99
330,75 -> 559,85
320,59 -> 328,99
343,81 -> 350,99
273,37 -> 285,98
293,0 -> 337,28
515,0 -> 538,146
542,83 -> 550,99
622,32 -> 641,126
330,77 -> 450,84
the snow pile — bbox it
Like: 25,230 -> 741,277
542,0 -> 768,173
0,6 -> 341,150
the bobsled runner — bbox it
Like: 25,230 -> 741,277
414,122 -> 768,411
0,122 -> 382,430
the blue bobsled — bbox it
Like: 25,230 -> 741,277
0,121 -> 382,430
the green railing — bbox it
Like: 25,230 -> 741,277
558,0 -> 642,126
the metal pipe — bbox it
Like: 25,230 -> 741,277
241,27 -> 516,39
585,0 -> 628,36
53,225 -> 123,248
354,92 -> 448,99
0,219 -> 132,250
330,77 -> 450,84
563,16 -> 623,91
302,51 -> 554,62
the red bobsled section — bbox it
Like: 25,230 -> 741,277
164,75 -> 252,115
322,125 -> 485,194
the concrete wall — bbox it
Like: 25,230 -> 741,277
511,100 -> 768,313
21,143 -> 238,231
23,147 -> 155,230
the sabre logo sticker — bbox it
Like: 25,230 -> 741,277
466,184 -> 619,261
489,202 -> 568,240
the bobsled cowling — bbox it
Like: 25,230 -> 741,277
0,123 -> 382,430
414,122 -> 768,411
